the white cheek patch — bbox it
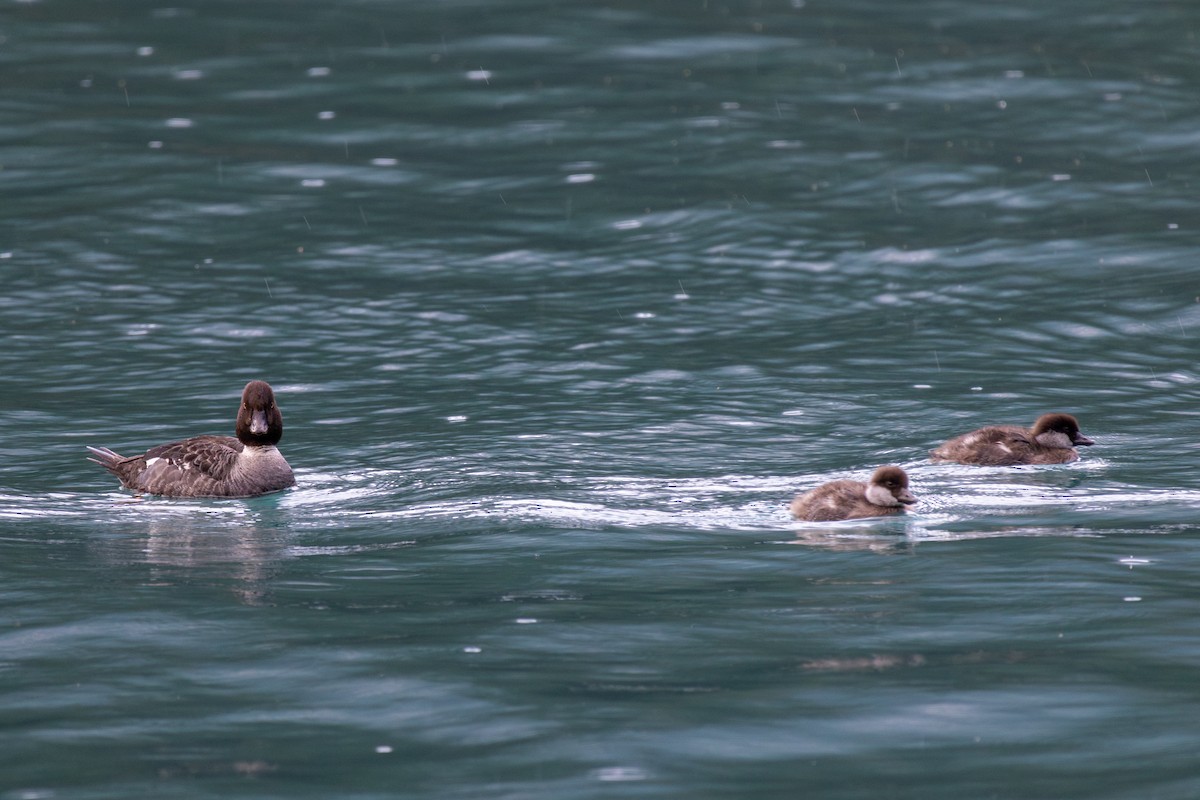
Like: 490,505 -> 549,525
866,484 -> 899,507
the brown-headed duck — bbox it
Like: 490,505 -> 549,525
87,380 -> 295,498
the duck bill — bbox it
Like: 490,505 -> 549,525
1073,434 -> 1095,447
898,490 -> 918,506
250,409 -> 269,435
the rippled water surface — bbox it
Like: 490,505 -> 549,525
5,1 -> 1200,798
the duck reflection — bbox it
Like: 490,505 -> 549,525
94,500 -> 291,605
787,521 -> 916,554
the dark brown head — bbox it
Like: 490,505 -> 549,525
235,380 -> 284,447
1030,413 -> 1094,449
866,465 -> 917,507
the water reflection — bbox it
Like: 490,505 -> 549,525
88,500 -> 293,606
787,523 -> 916,554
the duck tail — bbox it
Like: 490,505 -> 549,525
86,446 -> 126,474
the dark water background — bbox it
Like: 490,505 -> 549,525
4,1 -> 1200,797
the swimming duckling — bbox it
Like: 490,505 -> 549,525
930,412 -> 1094,466
790,465 -> 917,522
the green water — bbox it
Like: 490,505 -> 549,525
4,1 -> 1200,798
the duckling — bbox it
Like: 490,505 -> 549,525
930,412 -> 1094,466
790,466 -> 917,522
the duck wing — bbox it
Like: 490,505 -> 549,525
791,480 -> 876,521
931,425 -> 1033,466
124,435 -> 244,496
144,435 -> 243,476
